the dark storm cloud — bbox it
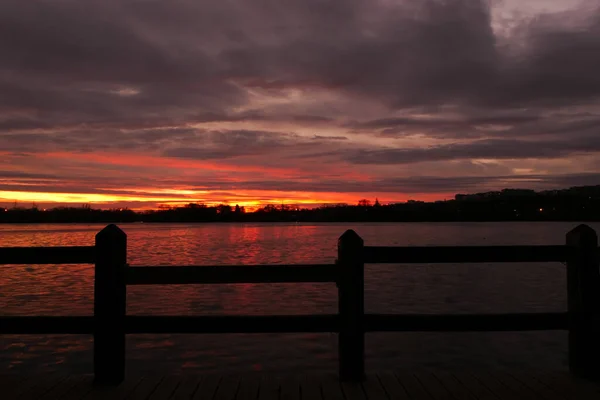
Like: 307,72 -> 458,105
8,124 -> 599,168
345,135 -> 600,165
347,113 -> 544,138
0,128 -> 199,153
162,130 -> 347,160
349,115 -> 541,130
0,0 -> 245,130
217,0 -> 600,108
0,126 -> 350,163
312,135 -> 348,141
495,10 -> 600,107
162,129 -> 293,160
546,173 -> 600,188
2,0 -> 599,129
377,173 -> 600,194
349,112 -> 600,140
218,0 -> 500,108
172,173 -> 600,195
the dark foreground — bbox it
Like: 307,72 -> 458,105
3,371 -> 600,400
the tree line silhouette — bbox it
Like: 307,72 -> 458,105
1,185 -> 599,223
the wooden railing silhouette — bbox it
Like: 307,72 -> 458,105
1,224 -> 599,384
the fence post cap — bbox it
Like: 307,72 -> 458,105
338,229 -> 363,245
96,224 -> 126,240
567,224 -> 597,247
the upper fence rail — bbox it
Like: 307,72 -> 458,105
0,246 -> 95,265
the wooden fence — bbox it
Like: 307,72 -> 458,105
1,224 -> 599,384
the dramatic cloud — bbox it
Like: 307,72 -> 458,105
1,0 -> 599,208
345,135 -> 600,165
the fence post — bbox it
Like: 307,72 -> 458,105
566,224 -> 600,380
337,229 -> 365,381
94,224 -> 127,384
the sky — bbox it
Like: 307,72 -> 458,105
1,0 -> 599,210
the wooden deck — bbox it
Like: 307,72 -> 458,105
3,372 -> 600,400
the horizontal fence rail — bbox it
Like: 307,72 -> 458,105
0,316 -> 94,334
0,246 -> 95,265
1,223 -> 599,383
124,315 -> 340,334
364,245 -> 570,264
364,312 -> 569,332
0,315 -> 340,334
0,313 -> 568,335
126,264 -> 338,285
0,245 -> 581,267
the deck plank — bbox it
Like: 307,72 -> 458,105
57,376 -> 94,400
451,372 -> 499,400
300,376 -> 322,400
340,381 -> 365,400
2,374 -> 37,399
320,375 -> 343,400
395,373 -> 431,400
127,375 -> 165,400
82,375 -> 144,400
171,376 -> 204,400
40,376 -> 86,400
535,373 -> 600,400
414,372 -> 454,400
361,374 -> 388,400
148,375 -> 182,400
257,375 -> 279,400
491,372 -> 543,400
1,374 -> 35,399
471,371 -> 519,400
507,373 -> 564,400
19,373 -> 69,400
192,375 -> 222,400
279,376 -> 300,400
3,372 -> 600,400
235,375 -> 260,400
213,376 -> 240,400
376,372 -> 409,400
433,372 -> 477,400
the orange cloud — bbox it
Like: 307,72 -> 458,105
40,152 -> 303,177
0,151 -> 446,210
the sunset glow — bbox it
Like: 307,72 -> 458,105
0,188 -> 447,211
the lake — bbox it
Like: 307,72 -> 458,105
1,221 -> 598,375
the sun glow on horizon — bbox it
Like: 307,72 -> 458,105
0,190 -> 188,204
0,189 -> 444,211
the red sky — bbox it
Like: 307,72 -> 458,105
1,0 -> 600,210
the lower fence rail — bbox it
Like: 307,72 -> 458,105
0,312 -> 568,334
365,312 -> 568,332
